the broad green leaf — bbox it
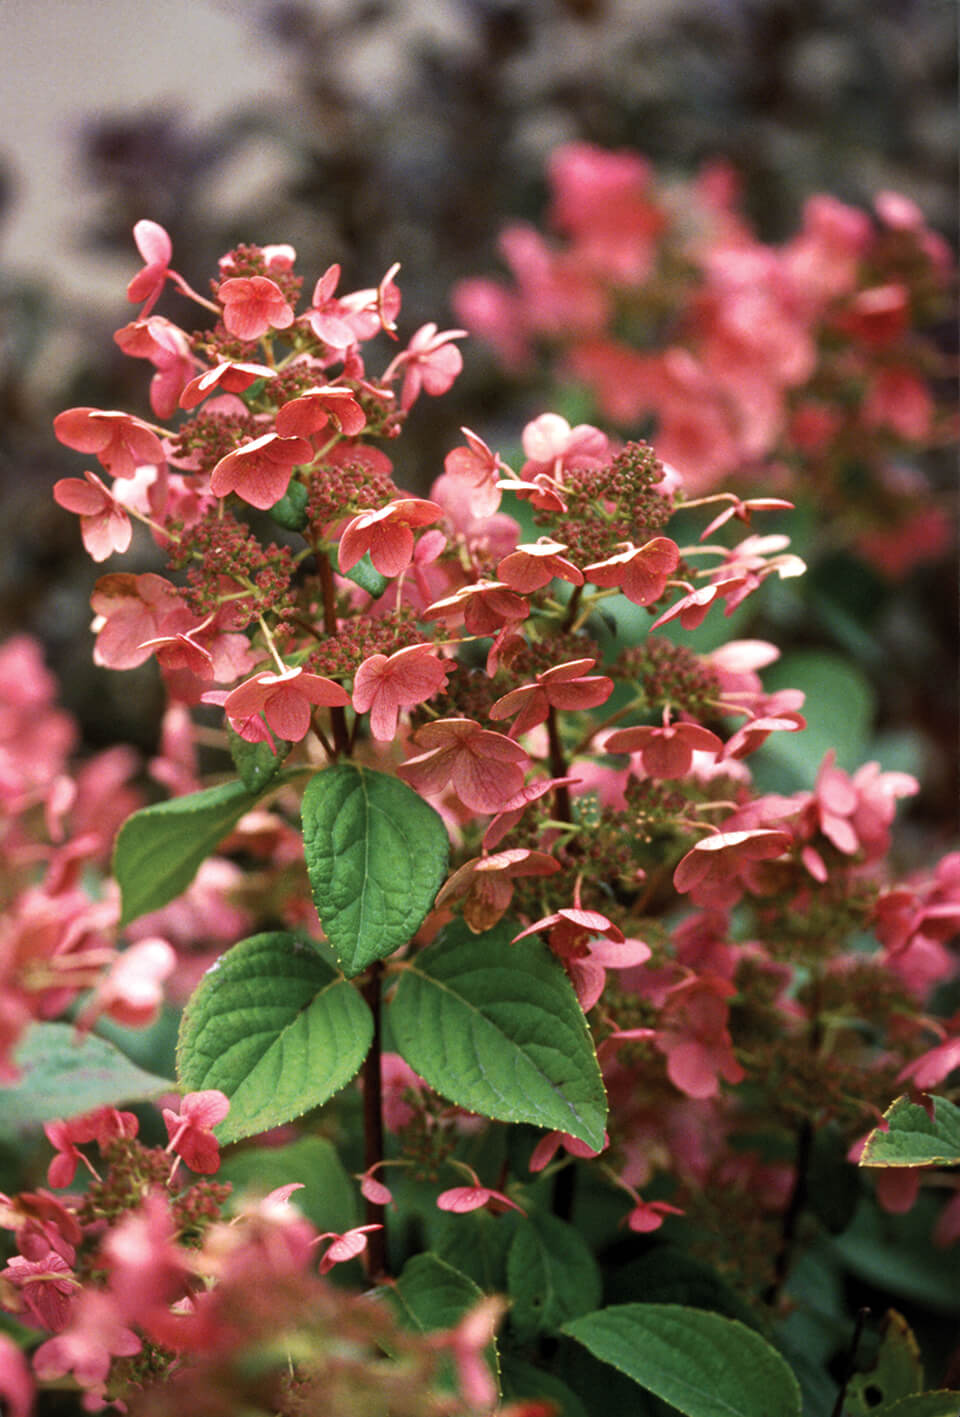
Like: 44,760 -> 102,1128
218,1136 -> 357,1233
269,479 -> 309,531
861,1096 -> 960,1168
386,1253 -> 485,1334
832,1195 -> 960,1315
562,1304 -> 802,1417
507,1211 -> 602,1340
228,724 -> 291,793
114,774 -> 297,926
5,1023 -> 172,1127
388,919 -> 607,1150
871,1395 -> 960,1417
302,765 -> 449,977
176,931 -> 373,1144
844,1310 -> 923,1415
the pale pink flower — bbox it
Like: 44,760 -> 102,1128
209,431 -> 313,510
275,384 -> 366,439
673,829 -> 792,907
316,1224 -> 382,1274
1,1250 -> 76,1331
656,976 -> 745,1098
519,412 -> 610,480
387,323 -> 466,411
352,643 -> 450,740
398,718 -> 530,814
89,572 -> 187,670
179,359 -> 276,410
0,1333 -> 33,1417
435,848 -> 561,934
497,537 -> 584,593
626,1198 -> 685,1233
650,576 -> 747,632
585,537 -> 680,606
380,1053 -> 424,1132
898,1037 -> 960,1091
113,316 -> 195,418
162,1090 -> 230,1174
421,581 -> 529,636
126,219 -> 173,315
443,427 -> 508,518
100,1190 -> 189,1330
32,1290 -> 141,1397
338,498 -> 443,577
606,712 -> 723,779
222,665 -> 350,744
76,937 -> 176,1031
217,274 -> 295,340
305,264 -> 362,348
436,1185 -> 524,1216
528,1129 -> 607,1172
53,471 -> 132,562
53,407 -> 165,479
489,659 -> 614,738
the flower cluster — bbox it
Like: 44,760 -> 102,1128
454,142 -> 956,575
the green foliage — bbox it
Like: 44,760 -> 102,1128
386,1252 -> 486,1334
4,1023 -> 172,1127
388,918 -> 607,1149
114,775 -> 298,926
228,723 -> 292,792
562,1304 -> 803,1417
860,1096 -> 960,1168
302,765 -> 450,977
331,545 -> 391,598
268,478 -> 310,531
217,1136 -> 358,1234
843,1310 -> 924,1415
506,1211 -> 602,1341
176,931 -> 373,1144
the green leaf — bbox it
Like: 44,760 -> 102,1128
114,775 -> 297,927
832,1194 -> 960,1315
5,1023 -> 172,1127
860,1096 -> 960,1168
331,545 -> 390,599
302,765 -> 449,978
218,1136 -> 357,1234
269,479 -> 309,531
507,1211 -> 602,1341
228,724 -> 292,793
386,1252 -> 485,1334
871,1395 -> 960,1417
562,1304 -> 802,1417
388,918 -> 607,1149
176,931 -> 373,1144
752,650 -> 874,790
843,1310 -> 923,1415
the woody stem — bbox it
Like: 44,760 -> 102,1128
317,550 -> 350,758
361,961 -> 388,1279
546,706 -> 572,824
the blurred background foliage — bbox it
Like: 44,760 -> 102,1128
0,0 -> 955,833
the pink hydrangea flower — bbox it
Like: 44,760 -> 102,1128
489,659 -> 614,738
352,643 -> 450,740
275,384 -> 367,439
162,1090 -> 230,1174
126,219 -> 173,315
435,848 -> 561,934
209,431 -> 313,510
221,665 -> 351,744
497,537 -> 584,593
1,1251 -> 76,1331
443,427 -> 509,518
52,471 -> 132,562
178,359 -> 276,410
53,408 -> 165,480
673,828 -> 792,908
316,1224 -> 382,1274
398,718 -> 530,814
338,498 -> 444,578
386,323 -> 467,411
436,1185 -> 524,1216
605,712 -> 723,779
585,537 -> 680,607
114,316 -> 196,418
217,274 -> 295,340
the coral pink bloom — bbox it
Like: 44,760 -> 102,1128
223,665 -> 350,744
606,713 -> 723,779
316,1224 -> 382,1274
898,1037 -> 960,1090
339,498 -> 443,577
723,708 -> 806,760
650,576 -> 746,632
78,937 -> 176,1031
497,537 -> 584,592
162,1090 -> 230,1174
838,282 -> 909,349
305,264 -> 362,348
53,407 -> 165,479
209,431 -> 313,510
380,1053 -> 424,1132
436,1185 -> 524,1216
352,643 -> 450,740
44,1107 -> 137,1189
387,323 -> 466,411
443,427 -> 508,518
126,219 -> 173,315
178,359 -> 276,410
422,581 -> 529,636
657,976 -> 745,1098
100,1190 -> 189,1331
528,1129 -> 607,1172
217,274 -> 295,340
698,496 -> 794,541
114,316 -> 195,418
627,1198 -> 685,1233
32,1290 -> 140,1396
435,848 -> 561,934
90,572 -> 188,669
674,829 -> 792,907
0,1333 -> 34,1417
520,412 -> 610,480
398,718 -> 529,814
490,659 -> 614,738
275,384 -> 366,439
53,471 -> 132,562
482,775 -> 580,850
585,537 -> 680,606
